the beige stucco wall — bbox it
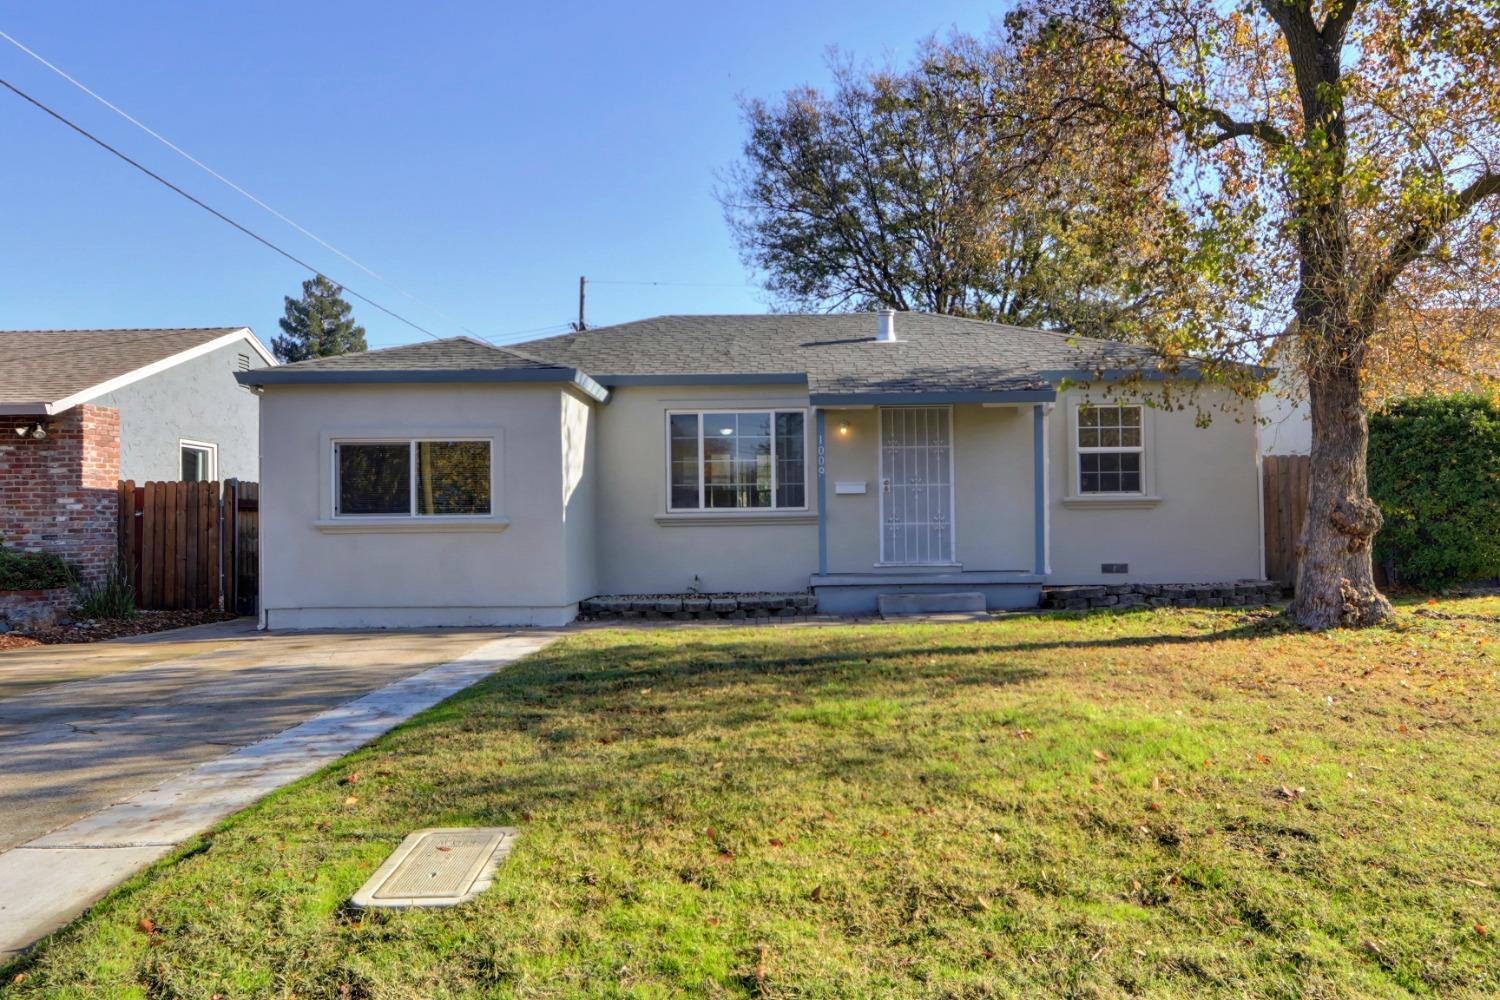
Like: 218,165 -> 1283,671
1047,385 -> 1263,584
256,382 -> 585,628
822,405 -> 1034,573
593,384 -> 818,594
257,377 -> 1263,623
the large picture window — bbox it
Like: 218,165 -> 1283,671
334,440 -> 491,517
1076,405 -> 1144,494
668,410 -> 807,510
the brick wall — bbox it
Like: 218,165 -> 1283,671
0,405 -> 120,586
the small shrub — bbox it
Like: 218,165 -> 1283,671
1370,393 -> 1500,590
0,546 -> 74,591
73,556 -> 137,620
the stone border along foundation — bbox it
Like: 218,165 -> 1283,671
578,592 -> 819,621
1040,580 -> 1284,611
579,581 -> 1284,622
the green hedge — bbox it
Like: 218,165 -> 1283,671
0,547 -> 75,591
1370,393 -> 1500,590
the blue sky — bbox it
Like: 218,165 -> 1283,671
0,1 -> 997,350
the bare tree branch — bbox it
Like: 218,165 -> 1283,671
1360,171 -> 1500,323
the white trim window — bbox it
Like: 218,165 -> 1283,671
1076,404 -> 1144,494
333,439 -> 492,517
179,439 -> 218,481
667,409 -> 808,510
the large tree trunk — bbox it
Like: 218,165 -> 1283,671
1289,360 -> 1392,629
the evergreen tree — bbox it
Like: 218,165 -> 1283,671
272,275 -> 367,362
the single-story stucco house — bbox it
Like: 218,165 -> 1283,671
238,311 -> 1266,627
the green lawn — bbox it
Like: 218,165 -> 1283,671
5,599 -> 1500,998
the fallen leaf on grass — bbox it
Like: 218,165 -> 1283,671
339,773 -> 359,786
137,917 -> 156,935
343,795 -> 359,806
1092,749 -> 1110,762
1477,923 -> 1488,937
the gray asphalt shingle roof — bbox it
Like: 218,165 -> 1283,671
258,337 -> 559,373
0,327 -> 250,411
237,336 -> 611,400
515,313 -> 1161,401
239,314 -> 1174,404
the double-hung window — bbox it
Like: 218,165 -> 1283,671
334,439 -> 491,517
1076,405 -> 1144,494
668,410 -> 807,510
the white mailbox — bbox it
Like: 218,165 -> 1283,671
834,481 -> 867,495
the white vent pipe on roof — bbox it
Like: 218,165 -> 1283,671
876,308 -> 897,342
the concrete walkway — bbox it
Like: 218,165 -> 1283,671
0,624 -> 557,962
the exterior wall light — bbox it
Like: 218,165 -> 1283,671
838,420 -> 851,437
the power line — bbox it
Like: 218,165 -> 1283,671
0,76 -> 448,343
587,278 -> 758,288
490,322 -> 574,344
0,28 -> 491,342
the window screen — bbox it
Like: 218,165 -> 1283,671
416,441 -> 490,515
336,443 -> 411,515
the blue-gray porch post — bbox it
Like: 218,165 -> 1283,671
816,409 -> 828,575
1033,403 -> 1050,576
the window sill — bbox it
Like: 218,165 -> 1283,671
1060,495 -> 1163,509
313,517 -> 511,534
654,511 -> 819,527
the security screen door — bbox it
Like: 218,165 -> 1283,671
879,407 -> 955,564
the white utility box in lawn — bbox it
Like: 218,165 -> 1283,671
349,827 -> 518,909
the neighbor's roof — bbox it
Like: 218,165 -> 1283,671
516,313 -> 1163,404
236,336 -> 611,402
237,313 -> 1182,405
0,327 -> 275,415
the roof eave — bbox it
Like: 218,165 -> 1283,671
237,366 -> 612,403
0,402 -> 52,416
596,373 -> 808,388
1041,362 -> 1274,382
808,388 -> 1057,406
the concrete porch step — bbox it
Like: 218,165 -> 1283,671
878,591 -> 987,617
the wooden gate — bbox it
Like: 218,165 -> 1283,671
1262,455 -> 1310,589
117,479 -> 259,612
223,479 -> 259,616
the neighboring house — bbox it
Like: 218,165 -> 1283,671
240,312 -> 1265,627
1256,369 -> 1312,457
0,327 -> 274,584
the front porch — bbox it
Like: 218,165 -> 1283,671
812,400 -> 1052,614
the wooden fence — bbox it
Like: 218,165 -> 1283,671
117,479 -> 258,612
1262,455 -> 1311,588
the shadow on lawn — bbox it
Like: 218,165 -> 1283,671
331,617 -> 1308,833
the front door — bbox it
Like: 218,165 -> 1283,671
879,407 -> 955,565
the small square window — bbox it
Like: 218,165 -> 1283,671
180,441 -> 216,481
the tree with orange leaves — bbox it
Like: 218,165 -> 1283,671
1013,0 -> 1500,628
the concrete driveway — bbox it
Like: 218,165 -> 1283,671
0,620 -> 558,960
0,621 -> 533,852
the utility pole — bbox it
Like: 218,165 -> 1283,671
576,275 -> 587,331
